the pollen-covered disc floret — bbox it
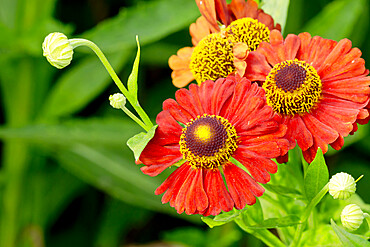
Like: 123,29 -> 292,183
263,59 -> 322,116
189,33 -> 234,84
226,18 -> 270,51
179,114 -> 238,169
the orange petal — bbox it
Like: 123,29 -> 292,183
169,47 -> 195,88
195,0 -> 219,30
172,70 -> 195,88
190,16 -> 215,46
233,42 -> 249,77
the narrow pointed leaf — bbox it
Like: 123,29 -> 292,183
127,36 -> 140,101
304,148 -> 329,202
331,219 -> 370,247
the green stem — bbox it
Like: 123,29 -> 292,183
235,218 -> 286,247
121,107 -> 148,131
290,183 -> 329,247
69,38 -> 153,131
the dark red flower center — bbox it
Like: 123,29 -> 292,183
179,114 -> 238,169
185,116 -> 228,157
275,63 -> 306,93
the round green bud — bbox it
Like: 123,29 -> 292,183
109,93 -> 126,109
328,172 -> 356,200
42,32 -> 74,69
341,204 -> 364,231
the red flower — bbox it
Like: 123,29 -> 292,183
139,76 -> 289,216
244,30 -> 370,163
169,0 -> 281,88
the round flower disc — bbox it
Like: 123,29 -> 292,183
180,114 -> 238,169
263,59 -> 322,116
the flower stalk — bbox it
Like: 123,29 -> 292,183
43,33 -> 153,132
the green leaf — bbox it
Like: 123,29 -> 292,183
0,118 -> 141,147
41,52 -> 131,119
127,125 -> 158,161
202,209 -> 244,228
331,219 -> 370,247
240,198 -> 264,225
245,215 -> 301,229
301,0 -> 366,41
201,217 -> 228,228
304,148 -> 329,202
54,144 -> 163,211
214,209 -> 242,222
82,0 -> 199,53
263,184 -> 302,199
127,36 -> 140,101
261,0 -> 290,32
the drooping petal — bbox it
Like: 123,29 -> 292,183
223,163 -> 264,209
203,168 -> 234,216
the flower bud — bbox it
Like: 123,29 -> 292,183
341,204 -> 364,231
328,172 -> 356,200
42,32 -> 74,69
109,93 -> 126,109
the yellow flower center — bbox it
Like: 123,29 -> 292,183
225,17 -> 270,51
189,18 -> 270,84
179,114 -> 238,169
189,33 -> 234,84
263,59 -> 322,116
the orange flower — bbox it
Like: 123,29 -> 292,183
169,0 -> 281,88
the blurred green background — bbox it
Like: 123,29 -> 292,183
0,0 -> 369,246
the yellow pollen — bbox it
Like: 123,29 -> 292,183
263,59 -> 322,116
194,125 -> 212,142
179,114 -> 238,169
225,17 -> 270,51
190,33 -> 235,84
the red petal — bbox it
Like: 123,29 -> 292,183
175,88 -> 202,119
223,163 -> 264,209
156,163 -> 191,196
284,34 -> 301,60
140,155 -> 182,177
330,135 -> 344,150
233,153 -> 277,183
287,115 -> 313,151
229,0 -> 258,20
163,99 -> 193,124
301,114 -> 339,154
214,0 -> 231,26
210,77 -> 235,115
184,168 -> 208,215
245,51 -> 272,81
203,169 -> 234,216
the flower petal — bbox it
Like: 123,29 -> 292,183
223,163 -> 264,209
203,169 -> 234,216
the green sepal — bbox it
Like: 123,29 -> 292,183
127,125 -> 157,161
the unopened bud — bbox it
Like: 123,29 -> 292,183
328,172 -> 356,200
109,93 -> 126,109
341,204 -> 364,231
42,32 -> 74,69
